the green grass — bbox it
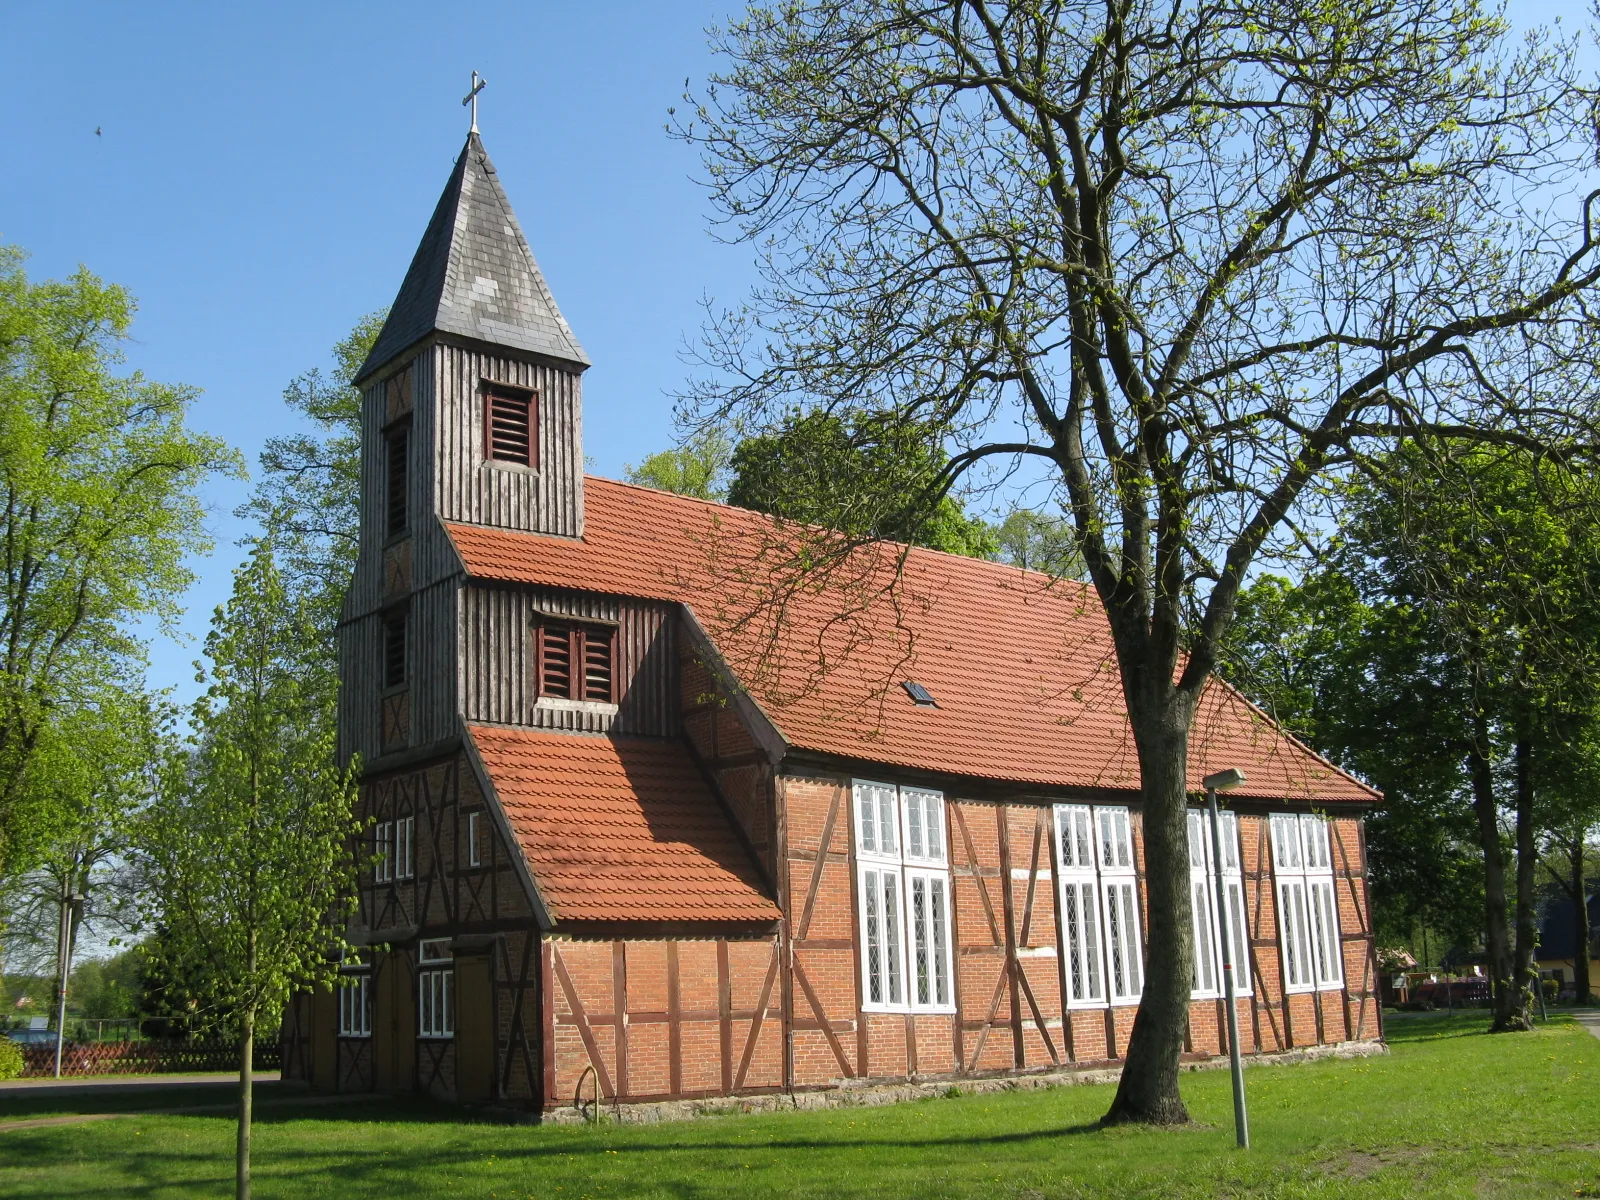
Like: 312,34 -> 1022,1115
2,1012 -> 1597,1198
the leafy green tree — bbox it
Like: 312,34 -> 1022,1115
1224,574 -> 1484,954
1227,448 -> 1600,1030
0,687 -> 170,1028
237,312 -> 385,636
728,411 -> 996,556
1535,730 -> 1600,1004
625,426 -> 736,500
0,246 -> 237,880
990,508 -> 1082,578
678,0 -> 1600,1122
136,538 -> 361,1200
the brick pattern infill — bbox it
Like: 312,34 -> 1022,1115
531,1037 -> 1387,1125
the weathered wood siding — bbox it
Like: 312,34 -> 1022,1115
431,342 -> 583,538
338,333 -> 590,766
459,584 -> 677,737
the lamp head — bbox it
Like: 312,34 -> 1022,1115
1203,767 -> 1246,793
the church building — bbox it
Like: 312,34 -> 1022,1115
281,130 -> 1383,1115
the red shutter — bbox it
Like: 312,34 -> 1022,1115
539,621 -> 572,699
582,626 -> 614,703
485,387 -> 536,466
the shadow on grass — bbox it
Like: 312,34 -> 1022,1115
0,1084 -> 474,1126
0,1116 -> 1116,1200
1384,1010 -> 1574,1045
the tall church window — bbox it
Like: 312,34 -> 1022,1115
854,780 -> 953,1012
1187,808 -> 1252,999
485,385 -> 537,466
536,620 -> 615,703
1272,813 -> 1342,992
1054,804 -> 1145,1007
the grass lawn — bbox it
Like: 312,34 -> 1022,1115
2,1011 -> 1597,1199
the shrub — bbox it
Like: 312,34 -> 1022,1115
0,1037 -> 24,1081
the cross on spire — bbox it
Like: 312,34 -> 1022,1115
462,70 -> 487,134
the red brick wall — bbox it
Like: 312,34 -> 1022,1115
777,773 -> 1380,1090
546,935 -> 783,1103
680,644 -> 777,879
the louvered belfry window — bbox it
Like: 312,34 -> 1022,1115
537,620 -> 615,703
485,385 -> 536,466
385,423 -> 409,537
382,610 -> 407,689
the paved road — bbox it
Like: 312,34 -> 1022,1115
1574,1009 -> 1600,1042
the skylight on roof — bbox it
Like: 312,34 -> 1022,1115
902,680 -> 938,708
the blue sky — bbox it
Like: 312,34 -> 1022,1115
1,2 -> 756,701
2,2 -> 1590,704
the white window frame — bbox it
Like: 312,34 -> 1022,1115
1055,805 -> 1105,1008
395,815 -> 415,880
467,811 -> 481,868
1100,808 -> 1144,1005
374,821 -> 393,884
1054,804 -> 1144,1008
1271,813 -> 1343,993
853,780 -> 954,1014
417,939 -> 453,1039
1187,809 -> 1252,999
338,973 -> 372,1038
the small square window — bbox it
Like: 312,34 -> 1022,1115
485,385 -> 536,466
537,620 -> 615,703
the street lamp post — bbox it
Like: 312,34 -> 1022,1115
53,853 -> 83,1080
1203,767 -> 1249,1149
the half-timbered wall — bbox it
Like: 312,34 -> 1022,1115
282,752 -> 556,1106
460,584 -> 676,737
545,936 -> 785,1106
777,770 -> 1380,1093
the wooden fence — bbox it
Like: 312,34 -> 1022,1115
19,1039 -> 280,1078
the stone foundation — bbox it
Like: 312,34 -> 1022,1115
531,1037 -> 1387,1125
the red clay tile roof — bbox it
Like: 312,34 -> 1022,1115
468,725 -> 780,924
449,479 -> 1375,805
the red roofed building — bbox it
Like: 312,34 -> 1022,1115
282,132 -> 1382,1113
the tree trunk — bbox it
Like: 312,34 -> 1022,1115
237,1008 -> 254,1200
1103,704 -> 1194,1126
1506,736 -> 1537,1028
1465,726 -> 1521,1032
1570,834 -> 1593,1004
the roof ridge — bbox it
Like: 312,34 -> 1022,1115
583,473 -> 1093,598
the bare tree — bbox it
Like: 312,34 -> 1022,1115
678,0 -> 1600,1122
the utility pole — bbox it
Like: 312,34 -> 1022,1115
53,852 -> 83,1079
1204,767 -> 1249,1150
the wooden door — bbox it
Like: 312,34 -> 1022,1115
373,952 -> 417,1091
311,985 -> 337,1090
455,954 -> 493,1102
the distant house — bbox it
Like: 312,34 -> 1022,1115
1537,894 -> 1599,995
281,132 -> 1383,1114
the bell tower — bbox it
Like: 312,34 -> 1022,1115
354,130 -> 591,539
342,130 -> 590,765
